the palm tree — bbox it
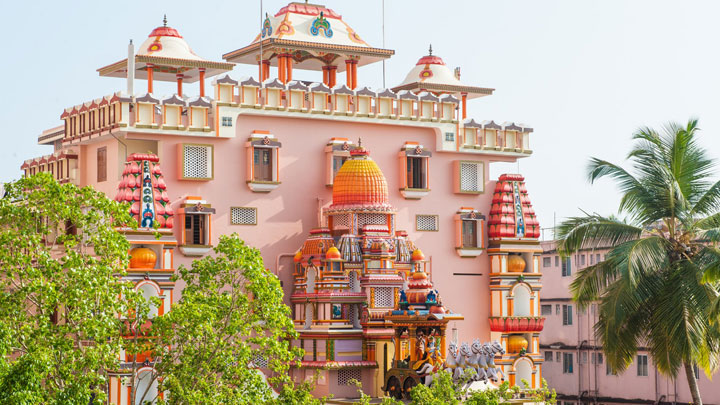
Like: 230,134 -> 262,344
557,119 -> 720,405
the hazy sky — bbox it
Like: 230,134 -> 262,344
3,0 -> 720,236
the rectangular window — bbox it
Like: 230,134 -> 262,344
543,257 -> 551,268
416,215 -> 439,231
590,254 -> 595,265
581,352 -> 588,364
97,147 -> 107,182
556,352 -> 561,363
562,258 -> 572,277
597,352 -> 603,364
607,361 -> 615,375
555,304 -> 560,315
406,156 -> 426,189
580,254 -> 586,266
445,132 -> 454,142
541,304 -> 552,316
182,144 -> 213,180
545,351 -> 553,362
253,148 -> 273,182
458,161 -> 483,193
230,207 -> 257,225
332,155 -> 348,181
58,160 -> 64,179
637,355 -> 648,377
554,256 -> 559,267
462,220 -> 478,248
563,353 -> 574,374
185,213 -> 206,245
563,305 -> 573,325
597,253 -> 601,263
221,116 -> 233,127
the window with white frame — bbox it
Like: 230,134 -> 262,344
454,161 -> 484,194
562,305 -> 573,325
182,144 -> 213,180
445,132 -> 455,142
325,140 -> 353,186
637,355 -> 648,376
543,257 -> 551,267
231,207 -> 257,225
246,134 -> 282,191
416,215 -> 439,231
541,304 -> 552,316
562,258 -> 572,276
221,116 -> 233,127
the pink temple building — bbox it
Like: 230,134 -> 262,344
540,241 -> 720,405
21,3 -> 545,401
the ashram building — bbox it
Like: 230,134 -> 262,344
539,241 -> 720,405
22,3 -> 545,401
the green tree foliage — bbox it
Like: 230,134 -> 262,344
0,173 -> 144,404
137,234 -> 321,404
557,119 -> 720,405
351,371 -> 555,405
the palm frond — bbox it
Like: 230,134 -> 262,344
556,214 -> 642,256
692,179 -> 720,218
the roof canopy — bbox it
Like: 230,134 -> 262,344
98,18 -> 234,83
392,50 -> 494,99
222,2 -> 394,72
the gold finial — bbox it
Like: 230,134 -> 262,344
163,14 -> 167,27
429,44 -> 433,56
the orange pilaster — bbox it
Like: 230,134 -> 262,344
147,64 -> 154,94
329,66 -> 337,87
286,55 -> 293,82
322,66 -> 330,86
262,60 -> 270,82
461,93 -> 467,119
346,60 -> 353,88
352,60 -> 358,90
199,69 -> 206,97
176,74 -> 183,96
258,60 -> 263,81
278,55 -> 287,83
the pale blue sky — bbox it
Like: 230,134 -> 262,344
3,0 -> 719,235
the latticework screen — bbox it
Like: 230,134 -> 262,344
374,287 -> 393,308
183,145 -> 212,179
337,368 -> 361,386
416,215 -> 438,231
357,213 -> 387,229
231,207 -> 257,225
460,162 -> 482,192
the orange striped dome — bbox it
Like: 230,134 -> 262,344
329,147 -> 393,212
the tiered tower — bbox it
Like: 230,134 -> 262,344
291,145 -> 436,397
487,174 -> 544,388
109,153 -> 178,404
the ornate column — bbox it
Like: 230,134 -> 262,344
286,54 -> 293,82
345,59 -> 353,88
146,64 -> 154,93
322,65 -> 331,86
278,54 -> 287,83
199,68 -> 206,97
328,66 -> 337,87
352,60 -> 358,90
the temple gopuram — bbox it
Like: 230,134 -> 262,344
22,2 -> 543,401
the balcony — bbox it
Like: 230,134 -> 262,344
489,316 -> 545,332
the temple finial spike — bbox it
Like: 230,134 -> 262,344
358,138 -> 362,147
429,44 -> 433,55
163,14 -> 167,27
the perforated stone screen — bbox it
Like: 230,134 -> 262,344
357,213 -> 387,229
337,368 -> 361,386
231,207 -> 257,225
251,353 -> 268,368
183,145 -> 212,179
333,214 -> 349,228
460,162 -> 482,192
374,287 -> 393,308
416,215 -> 438,231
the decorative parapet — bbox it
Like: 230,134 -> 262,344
488,316 -> 545,333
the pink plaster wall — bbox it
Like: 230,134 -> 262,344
79,114 -> 506,346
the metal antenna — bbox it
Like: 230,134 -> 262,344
163,14 -> 167,27
429,44 -> 433,55
382,0 -> 386,88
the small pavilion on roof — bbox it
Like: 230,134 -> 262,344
222,2 -> 394,88
392,46 -> 495,119
97,16 -> 234,96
